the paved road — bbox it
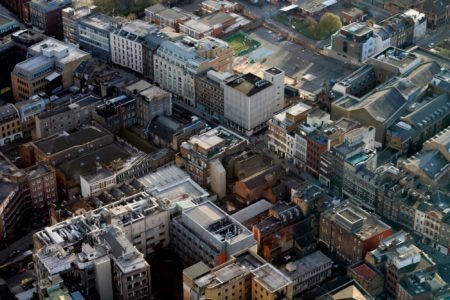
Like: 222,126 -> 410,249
417,23 -> 450,47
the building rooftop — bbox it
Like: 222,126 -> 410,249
351,264 -> 378,282
372,47 -> 421,71
200,11 -> 235,26
195,263 -> 248,289
272,103 -> 312,128
58,143 -> 130,180
30,0 -> 71,12
26,163 -> 52,179
139,165 -> 209,210
35,126 -> 110,155
183,201 -> 254,245
181,19 -> 212,34
0,14 -> 16,26
115,20 -> 157,42
341,22 -> 373,36
403,149 -> 448,180
252,263 -> 292,293
226,73 -> 272,97
80,12 -> 119,32
0,181 -> 18,204
29,38 -> 89,64
281,251 -> 332,279
402,93 -> 450,130
231,199 -> 273,224
0,104 -> 18,123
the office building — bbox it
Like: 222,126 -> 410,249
92,94 -> 136,133
251,263 -> 294,300
319,201 -> 392,265
171,201 -> 257,267
29,0 -> 71,38
224,73 -> 276,136
0,103 -> 22,146
77,13 -> 121,60
62,5 -> 97,43
110,20 -> 157,73
154,36 -> 232,106
11,37 -> 91,101
194,70 -> 233,123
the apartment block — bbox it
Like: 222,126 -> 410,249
92,94 -> 136,133
319,201 -> 392,265
26,163 -> 57,209
176,126 -> 247,188
62,5 -> 97,43
171,201 -> 257,267
110,20 -> 157,74
29,0 -> 71,38
0,103 -> 22,146
224,73 -> 275,136
11,37 -> 91,101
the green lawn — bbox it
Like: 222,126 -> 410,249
435,40 -> 450,58
224,32 -> 261,56
273,14 -> 328,40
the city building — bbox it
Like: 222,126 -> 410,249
251,263 -> 294,300
183,250 -> 266,300
126,81 -> 172,127
267,103 -> 313,159
77,13 -> 121,60
348,263 -> 384,297
0,14 -> 18,35
279,251 -> 333,296
92,94 -> 136,133
11,37 -> 91,101
0,103 -> 22,146
319,201 -> 392,265
176,126 -> 247,190
194,70 -> 233,123
422,0 -> 450,29
110,20 -> 157,74
201,0 -> 238,13
171,201 -> 257,267
20,125 -> 114,167
0,152 -> 28,240
29,0 -> 71,38
154,36 -> 233,106
33,92 -> 102,139
327,23 -> 385,64
1,0 -> 30,21
224,73 -> 276,136
25,163 -> 57,209
34,224 -> 151,300
138,165 -> 210,214
145,4 -> 190,31
62,5 -> 97,43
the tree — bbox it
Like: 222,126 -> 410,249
316,12 -> 342,38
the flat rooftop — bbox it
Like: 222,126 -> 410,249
26,164 -> 52,179
373,47 -> 420,69
35,126 -> 110,155
226,73 -> 272,97
252,264 -> 291,293
341,23 -> 372,36
0,14 -> 15,26
281,251 -> 332,279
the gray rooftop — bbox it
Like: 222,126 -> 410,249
226,73 -> 272,97
281,251 -> 332,279
252,263 -> 292,293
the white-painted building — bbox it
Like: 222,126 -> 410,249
224,73 -> 275,136
263,67 -> 285,112
110,20 -> 157,73
403,9 -> 427,42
